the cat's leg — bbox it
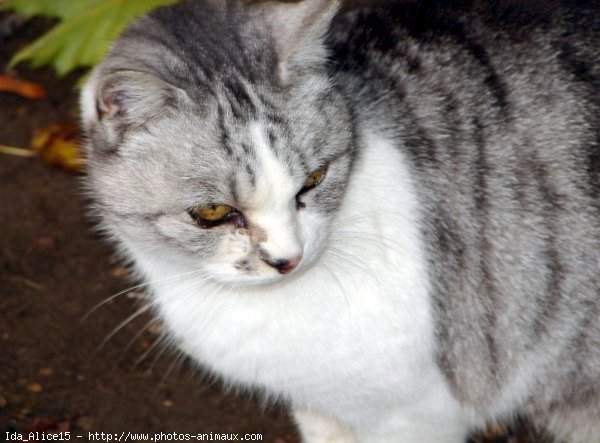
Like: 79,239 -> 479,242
293,406 -> 469,443
293,407 -> 358,443
356,423 -> 469,443
355,407 -> 471,443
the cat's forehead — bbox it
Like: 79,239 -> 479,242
177,119 -> 303,202
236,122 -> 298,209
183,86 -> 328,174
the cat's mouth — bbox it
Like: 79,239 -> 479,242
202,256 -> 313,288
207,270 -> 293,288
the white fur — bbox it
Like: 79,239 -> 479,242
294,408 -> 358,443
246,123 -> 303,262
125,130 -> 471,442
81,69 -> 101,128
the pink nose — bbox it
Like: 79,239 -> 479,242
265,254 -> 302,274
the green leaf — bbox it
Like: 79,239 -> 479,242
2,0 -> 179,76
0,0 -> 89,19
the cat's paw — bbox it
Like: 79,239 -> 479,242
293,408 -> 358,443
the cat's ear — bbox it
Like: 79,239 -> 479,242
81,70 -> 185,153
261,0 -> 340,82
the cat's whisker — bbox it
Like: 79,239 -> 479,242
330,235 -> 400,254
119,318 -> 161,362
140,276 -> 223,352
95,299 -> 160,355
130,331 -> 169,373
148,332 -> 176,372
333,211 -> 410,228
82,282 -> 149,323
82,268 -> 208,322
333,212 -> 377,227
132,276 -> 200,378
333,211 -> 409,228
321,262 -> 352,325
330,230 -> 409,252
154,347 -> 187,395
325,245 -> 382,285
175,273 -> 221,299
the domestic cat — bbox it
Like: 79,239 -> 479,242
80,0 -> 600,442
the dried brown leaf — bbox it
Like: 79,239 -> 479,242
0,74 -> 47,99
30,122 -> 85,172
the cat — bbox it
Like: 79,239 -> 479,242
80,0 -> 600,442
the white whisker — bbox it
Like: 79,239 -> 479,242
154,348 -> 187,394
325,245 -> 380,284
119,318 -> 161,361
95,299 -> 160,355
82,267 -> 208,322
131,331 -> 170,372
321,261 -> 352,325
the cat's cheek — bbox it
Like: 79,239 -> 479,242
203,230 -> 277,284
297,212 -> 330,269
219,229 -> 253,262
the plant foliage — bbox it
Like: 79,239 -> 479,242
1,0 -> 179,76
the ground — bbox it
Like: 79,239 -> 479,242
0,9 -> 550,443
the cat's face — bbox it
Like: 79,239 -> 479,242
85,81 -> 353,286
82,0 -> 350,286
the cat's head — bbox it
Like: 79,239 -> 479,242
81,0 -> 353,286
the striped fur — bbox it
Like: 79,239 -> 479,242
82,0 -> 600,441
329,0 -> 600,431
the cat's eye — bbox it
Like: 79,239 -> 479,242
188,204 -> 234,225
301,167 -> 327,192
296,167 -> 327,209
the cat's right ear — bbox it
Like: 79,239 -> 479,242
260,0 -> 340,83
81,69 -> 185,153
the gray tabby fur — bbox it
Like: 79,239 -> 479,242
328,0 -> 600,431
81,0 -> 600,441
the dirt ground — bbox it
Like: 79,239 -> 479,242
1,8 -> 551,443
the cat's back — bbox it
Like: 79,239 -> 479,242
329,0 -> 600,112
330,0 -> 600,432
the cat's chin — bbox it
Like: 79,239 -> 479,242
204,262 -> 314,289
212,273 -> 288,288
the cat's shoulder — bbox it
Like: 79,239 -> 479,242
330,0 -> 600,43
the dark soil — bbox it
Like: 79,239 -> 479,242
0,7 -> 551,443
0,16 -> 298,443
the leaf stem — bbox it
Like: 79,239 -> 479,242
0,144 -> 37,157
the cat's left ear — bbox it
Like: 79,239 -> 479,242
261,0 -> 340,82
81,69 -> 187,153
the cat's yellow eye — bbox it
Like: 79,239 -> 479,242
302,167 -> 327,191
189,204 -> 233,223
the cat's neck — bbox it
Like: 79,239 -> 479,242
130,131 -> 438,404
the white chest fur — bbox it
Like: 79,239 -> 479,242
132,132 -> 467,438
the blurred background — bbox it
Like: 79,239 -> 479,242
0,1 -> 550,441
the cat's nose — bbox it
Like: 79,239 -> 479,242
263,254 -> 302,274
